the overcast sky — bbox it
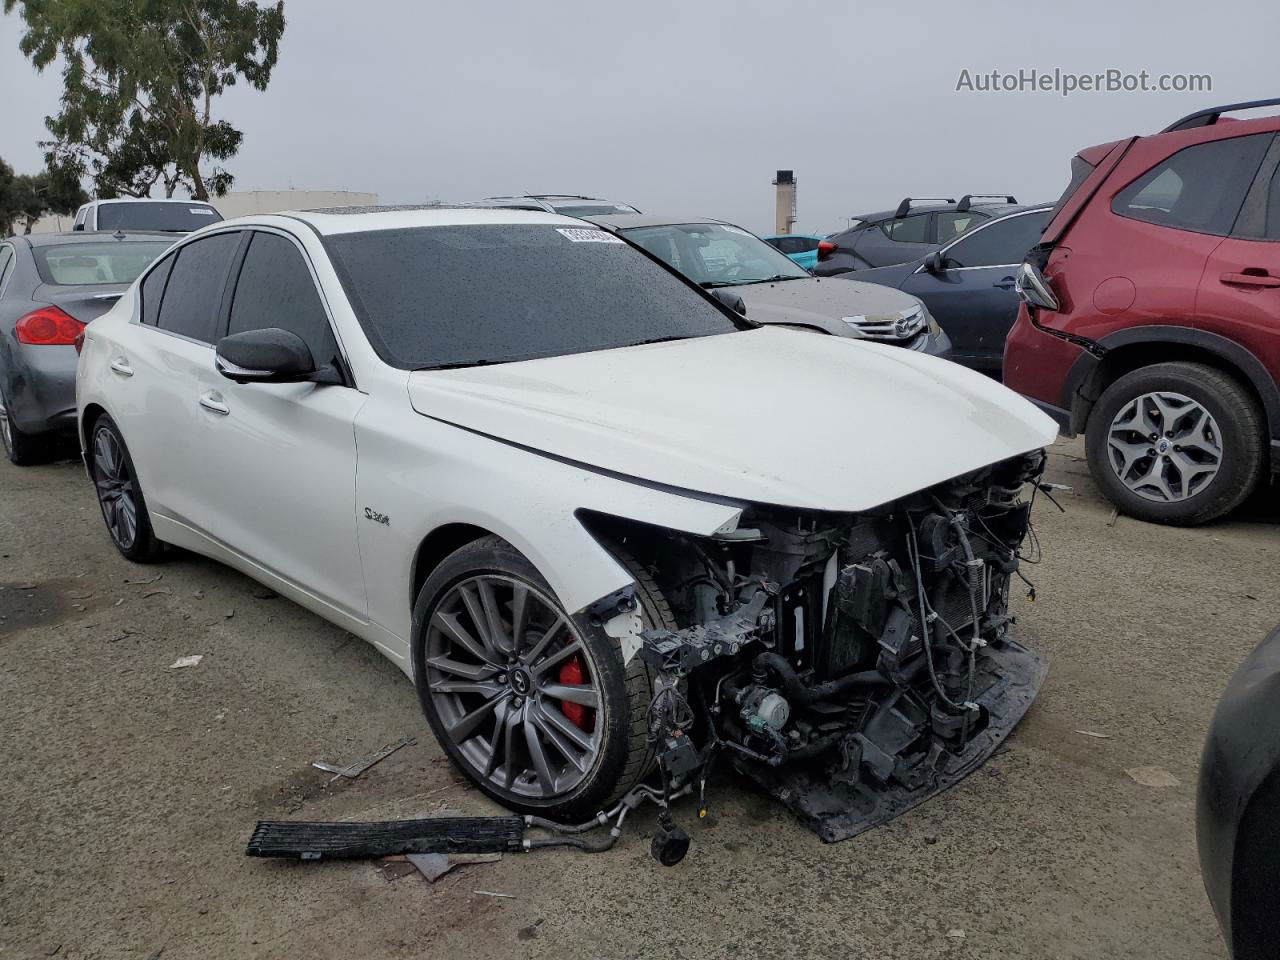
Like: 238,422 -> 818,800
2,0 -> 1277,235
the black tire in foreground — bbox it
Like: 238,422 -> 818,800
0,392 -> 44,466
1085,361 -> 1265,526
88,414 -> 165,562
411,535 -> 669,820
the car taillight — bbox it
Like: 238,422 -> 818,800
15,305 -> 85,345
817,240 -> 836,261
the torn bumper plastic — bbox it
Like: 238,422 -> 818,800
734,638 -> 1046,842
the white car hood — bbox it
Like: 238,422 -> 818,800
407,327 -> 1057,512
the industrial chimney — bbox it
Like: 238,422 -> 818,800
773,170 -> 796,235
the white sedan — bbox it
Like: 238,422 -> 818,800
77,206 -> 1056,834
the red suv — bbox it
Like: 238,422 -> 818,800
1006,98 -> 1280,525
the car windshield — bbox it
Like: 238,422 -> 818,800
618,223 -> 810,287
323,223 -> 745,370
33,241 -> 173,286
95,202 -> 223,233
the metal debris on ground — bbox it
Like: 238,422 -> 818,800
1075,730 -> 1111,739
125,575 -> 163,585
946,929 -> 966,941
142,588 -> 172,598
311,736 -> 416,782
169,655 -> 204,669
473,890 -> 516,899
1125,765 -> 1180,787
1106,507 -> 1119,527
224,609 -> 235,619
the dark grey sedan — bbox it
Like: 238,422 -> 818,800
0,232 -> 174,464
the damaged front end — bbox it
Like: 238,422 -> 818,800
614,448 -> 1048,842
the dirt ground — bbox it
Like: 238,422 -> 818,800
1,436 -> 1277,960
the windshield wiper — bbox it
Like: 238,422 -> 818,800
701,274 -> 803,288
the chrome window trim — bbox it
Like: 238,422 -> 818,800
912,206 -> 1053,274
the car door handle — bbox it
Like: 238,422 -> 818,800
1220,270 -> 1280,288
109,358 -> 134,377
993,277 -> 1017,290
198,391 -> 230,416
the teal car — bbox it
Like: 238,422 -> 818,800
762,234 -> 830,271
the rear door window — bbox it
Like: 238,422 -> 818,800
935,212 -> 984,244
155,232 -> 241,343
881,214 -> 929,243
140,253 -> 175,327
944,210 -> 1053,268
228,232 -> 340,367
1266,162 -> 1280,240
1112,134 -> 1272,236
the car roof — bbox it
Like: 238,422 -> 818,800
13,230 -> 180,247
852,201 -> 1030,223
581,213 -> 728,230
279,204 -> 589,235
84,197 -> 219,206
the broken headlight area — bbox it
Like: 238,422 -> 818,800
621,448 -> 1048,842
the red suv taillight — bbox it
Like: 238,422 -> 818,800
15,305 -> 85,345
817,240 -> 836,261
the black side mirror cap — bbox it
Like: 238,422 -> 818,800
215,327 -> 323,384
923,252 -> 945,273
708,288 -> 748,316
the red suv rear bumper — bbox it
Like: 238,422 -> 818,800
1003,304 -> 1088,435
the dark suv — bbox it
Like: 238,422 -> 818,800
1007,98 -> 1280,525
814,194 -> 1024,273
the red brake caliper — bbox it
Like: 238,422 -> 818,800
558,656 -> 594,732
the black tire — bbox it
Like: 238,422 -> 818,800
1,391 -> 44,466
1085,362 -> 1264,526
87,414 -> 165,562
411,536 -> 671,820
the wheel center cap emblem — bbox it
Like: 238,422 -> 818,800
1156,438 -> 1171,454
509,668 -> 532,695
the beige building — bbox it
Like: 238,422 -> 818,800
27,188 -> 379,234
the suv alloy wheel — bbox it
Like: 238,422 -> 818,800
1085,362 -> 1265,525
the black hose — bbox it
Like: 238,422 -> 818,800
751,652 -> 890,707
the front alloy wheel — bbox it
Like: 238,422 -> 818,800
424,574 -> 604,801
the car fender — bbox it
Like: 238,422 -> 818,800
352,395 -> 742,655
1066,325 -> 1280,443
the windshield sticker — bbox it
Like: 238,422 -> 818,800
556,228 -> 623,244
190,208 -> 217,215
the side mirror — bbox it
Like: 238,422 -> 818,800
923,251 -> 946,273
709,288 -> 748,316
215,327 -> 331,384
72,222 -> 84,232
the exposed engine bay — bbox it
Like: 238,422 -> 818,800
597,447 -> 1049,842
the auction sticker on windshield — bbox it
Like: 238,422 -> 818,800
556,228 -> 623,243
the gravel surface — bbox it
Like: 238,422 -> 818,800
1,437 -> 1276,959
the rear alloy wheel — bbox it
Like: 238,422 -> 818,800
89,416 -> 164,562
412,536 -> 665,820
1086,362 -> 1264,525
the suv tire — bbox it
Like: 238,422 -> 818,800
411,536 -> 669,820
1085,362 -> 1264,525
